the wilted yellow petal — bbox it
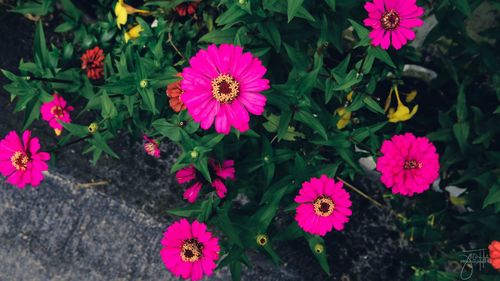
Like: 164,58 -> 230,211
405,90 -> 417,103
386,85 -> 418,123
335,107 -> 351,129
346,91 -> 353,102
124,4 -> 150,15
124,24 -> 143,43
384,87 -> 394,113
388,103 -> 419,123
115,0 -> 128,29
408,104 -> 418,118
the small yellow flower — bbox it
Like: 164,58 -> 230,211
54,128 -> 62,136
335,91 -> 354,129
385,85 -> 418,123
114,0 -> 150,29
124,24 -> 144,42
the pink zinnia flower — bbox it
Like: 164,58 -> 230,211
175,160 -> 235,203
40,93 -> 74,136
376,133 -> 440,196
160,219 -> 220,281
181,44 -> 269,134
0,131 -> 50,188
143,135 -> 160,158
363,0 -> 424,50
294,175 -> 352,236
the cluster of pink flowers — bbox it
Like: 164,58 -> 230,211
1,3 -> 442,280
40,93 -> 74,136
176,160 -> 235,203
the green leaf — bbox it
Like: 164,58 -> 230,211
199,28 -> 238,44
454,0 -> 471,17
10,0 -> 54,16
295,110 -> 328,140
34,21 -> 49,69
213,213 -> 244,248
22,98 -> 41,131
167,204 -> 202,217
101,92 -> 117,119
305,235 -> 331,275
348,19 -> 370,46
62,123 -> 89,137
456,80 -> 469,122
287,0 -> 304,22
138,88 -> 157,114
363,96 -> 385,114
54,22 -> 75,33
194,156 -> 211,183
453,122 -> 469,152
229,261 -> 242,281
60,0 -> 82,20
258,22 -> 281,52
351,122 -> 387,142
284,43 -> 308,71
332,70 -> 362,91
368,46 -> 396,68
152,119 -> 183,142
199,134 -> 225,147
91,133 -> 119,159
197,197 -> 214,222
277,110 -> 292,141
483,184 -> 500,209
216,5 -> 247,26
325,0 -> 336,11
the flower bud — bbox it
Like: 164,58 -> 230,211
139,79 -> 149,89
190,150 -> 199,159
314,243 -> 324,254
88,123 -> 99,134
256,234 -> 268,246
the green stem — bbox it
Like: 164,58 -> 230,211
26,76 -> 73,84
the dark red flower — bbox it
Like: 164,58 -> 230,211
175,1 -> 199,17
81,47 -> 105,80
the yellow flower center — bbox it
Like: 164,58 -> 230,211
211,74 -> 239,104
144,143 -> 156,155
404,160 -> 423,170
11,151 -> 30,171
381,9 -> 400,30
51,106 -> 64,119
180,239 -> 203,262
313,195 -> 335,217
